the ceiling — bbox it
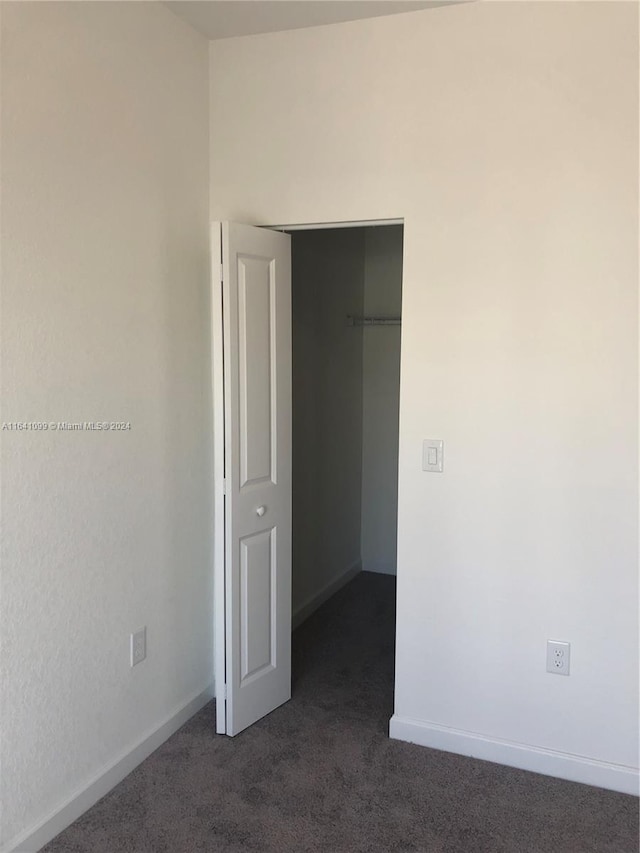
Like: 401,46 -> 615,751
165,1 -> 461,41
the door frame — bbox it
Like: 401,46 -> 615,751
263,218 -> 403,231
210,223 -> 226,733
211,217 -> 405,734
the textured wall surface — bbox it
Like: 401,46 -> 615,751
0,3 -> 211,848
291,229 -> 365,613
361,226 -> 403,576
210,1 -> 639,774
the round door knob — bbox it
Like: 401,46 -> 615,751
256,505 -> 266,517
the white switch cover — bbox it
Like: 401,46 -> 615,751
130,627 -> 147,667
422,440 -> 444,472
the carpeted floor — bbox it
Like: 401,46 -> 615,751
43,572 -> 638,853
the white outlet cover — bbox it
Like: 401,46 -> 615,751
546,639 -> 570,676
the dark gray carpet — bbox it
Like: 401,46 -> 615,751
43,572 -> 638,853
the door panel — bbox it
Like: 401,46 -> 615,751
222,222 -> 291,736
237,255 -> 276,487
240,528 -> 275,682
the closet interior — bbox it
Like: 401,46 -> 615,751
290,224 -> 404,634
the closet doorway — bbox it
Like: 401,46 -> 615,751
289,223 -> 403,728
290,224 -> 403,623
212,220 -> 404,736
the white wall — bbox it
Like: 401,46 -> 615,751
0,4 -> 211,849
210,1 -> 639,791
291,229 -> 365,617
361,226 -> 403,576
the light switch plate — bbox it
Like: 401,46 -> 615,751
422,440 -> 444,472
130,627 -> 147,667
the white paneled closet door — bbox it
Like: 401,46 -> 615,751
219,222 -> 292,736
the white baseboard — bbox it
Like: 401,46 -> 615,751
292,560 -> 361,629
5,684 -> 215,853
389,714 -> 639,796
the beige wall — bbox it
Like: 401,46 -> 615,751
361,226 -> 403,576
210,1 -> 639,789
0,3 -> 211,848
291,229 -> 365,616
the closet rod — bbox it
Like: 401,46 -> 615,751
346,315 -> 401,327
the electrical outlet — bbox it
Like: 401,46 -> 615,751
546,640 -> 570,676
130,627 -> 147,667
